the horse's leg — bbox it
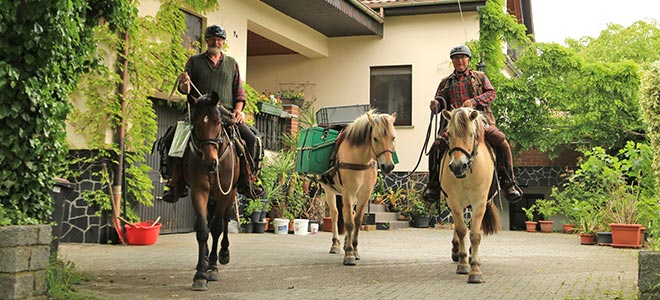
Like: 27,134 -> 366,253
352,188 -> 371,261
325,191 -> 341,254
191,192 -> 210,291
467,202 -> 486,284
218,205 -> 232,265
207,205 -> 222,282
341,193 -> 357,266
450,206 -> 470,275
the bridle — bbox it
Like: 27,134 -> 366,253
188,110 -> 236,196
446,124 -> 480,175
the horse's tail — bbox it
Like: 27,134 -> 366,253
336,195 -> 345,235
482,201 -> 501,235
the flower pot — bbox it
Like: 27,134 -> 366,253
250,211 -> 262,224
322,217 -> 333,232
562,223 -> 576,234
538,220 -> 553,233
525,221 -> 538,232
252,221 -> 266,233
609,223 -> 643,248
412,215 -> 430,228
579,233 -> 597,245
596,232 -> 612,246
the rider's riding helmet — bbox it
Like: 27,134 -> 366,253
205,25 -> 226,40
449,45 -> 472,59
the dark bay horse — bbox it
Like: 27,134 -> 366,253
440,107 -> 501,284
320,110 -> 397,265
184,92 -> 240,291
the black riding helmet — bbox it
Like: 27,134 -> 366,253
450,45 -> 472,58
205,25 -> 226,40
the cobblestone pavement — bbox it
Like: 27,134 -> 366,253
58,228 -> 639,300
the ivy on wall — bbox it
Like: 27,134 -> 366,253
0,0 -> 134,225
68,0 -> 218,221
639,61 -> 660,193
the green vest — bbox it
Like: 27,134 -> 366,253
185,53 -> 237,108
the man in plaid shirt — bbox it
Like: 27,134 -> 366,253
422,45 -> 523,203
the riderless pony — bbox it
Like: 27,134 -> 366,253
440,107 -> 501,284
185,92 -> 241,291
320,110 -> 397,265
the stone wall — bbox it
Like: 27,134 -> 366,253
0,225 -> 51,300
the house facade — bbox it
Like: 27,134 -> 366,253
63,0 -> 565,239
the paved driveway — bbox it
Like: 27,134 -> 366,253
58,228 -> 639,299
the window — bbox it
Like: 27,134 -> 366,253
182,11 -> 203,53
370,65 -> 412,126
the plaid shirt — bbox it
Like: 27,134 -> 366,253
434,69 -> 495,109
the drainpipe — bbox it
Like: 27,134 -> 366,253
113,30 -> 129,221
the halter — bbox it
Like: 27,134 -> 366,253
446,129 -> 479,174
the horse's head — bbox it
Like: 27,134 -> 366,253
189,92 -> 226,171
366,111 -> 397,174
442,107 -> 485,178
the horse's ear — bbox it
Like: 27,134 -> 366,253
210,91 -> 220,106
188,95 -> 197,107
441,109 -> 451,121
469,110 -> 479,121
390,112 -> 397,122
366,111 -> 375,125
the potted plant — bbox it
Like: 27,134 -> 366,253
277,88 -> 305,107
574,201 -> 599,245
535,199 -> 559,233
522,204 -> 537,232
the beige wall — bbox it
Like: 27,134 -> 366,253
247,12 -> 480,172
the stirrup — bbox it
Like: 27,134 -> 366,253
422,184 -> 441,203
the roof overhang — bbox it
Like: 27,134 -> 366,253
364,0 -> 486,16
260,0 -> 384,37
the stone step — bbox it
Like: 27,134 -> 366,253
368,211 -> 402,222
376,220 -> 410,230
364,203 -> 388,213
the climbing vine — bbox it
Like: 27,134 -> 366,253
639,61 -> 660,193
0,0 -> 133,225
68,0 -> 218,221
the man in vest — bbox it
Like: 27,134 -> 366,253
162,24 -> 264,202
422,45 -> 523,203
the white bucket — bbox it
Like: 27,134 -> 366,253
309,222 -> 319,235
293,219 -> 309,236
273,218 -> 289,235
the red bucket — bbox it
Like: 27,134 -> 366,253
124,220 -> 162,245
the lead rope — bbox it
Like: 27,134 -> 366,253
214,129 -> 236,196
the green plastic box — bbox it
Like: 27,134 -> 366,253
296,127 -> 339,174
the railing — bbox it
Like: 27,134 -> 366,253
254,113 -> 285,152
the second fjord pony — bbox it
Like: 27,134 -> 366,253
440,107 -> 500,283
320,110 -> 397,265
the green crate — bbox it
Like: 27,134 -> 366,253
296,127 -> 339,174
256,102 -> 283,116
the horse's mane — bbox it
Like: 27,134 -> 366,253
343,109 -> 394,147
447,107 -> 487,140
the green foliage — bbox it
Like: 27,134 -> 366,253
639,61 -> 660,250
0,0 -> 132,225
534,199 -> 559,220
67,1 -> 218,222
47,256 -> 99,300
244,199 -> 264,216
521,205 -> 536,222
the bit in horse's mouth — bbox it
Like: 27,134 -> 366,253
454,173 -> 466,179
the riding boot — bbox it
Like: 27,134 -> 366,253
422,138 -> 447,203
494,141 -> 523,203
237,153 -> 264,199
162,158 -> 188,203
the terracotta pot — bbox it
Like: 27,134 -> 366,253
562,223 -> 576,234
580,233 -> 597,245
610,223 -> 643,248
322,217 -> 333,232
525,221 -> 538,232
538,220 -> 554,233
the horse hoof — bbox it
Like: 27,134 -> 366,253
192,279 -> 208,291
456,265 -> 470,274
329,246 -> 341,254
219,254 -> 230,265
343,257 -> 357,266
451,254 -> 459,262
468,274 -> 484,284
207,269 -> 219,281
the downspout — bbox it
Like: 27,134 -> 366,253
346,0 -> 384,23
113,30 -> 129,221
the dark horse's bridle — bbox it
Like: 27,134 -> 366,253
188,106 -> 237,196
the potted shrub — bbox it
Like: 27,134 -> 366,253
398,179 -> 436,228
535,199 -> 559,233
522,204 -> 537,232
575,202 -> 599,245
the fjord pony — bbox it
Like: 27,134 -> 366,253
185,92 -> 240,291
320,110 -> 397,265
440,107 -> 500,284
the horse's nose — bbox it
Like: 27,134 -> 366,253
380,163 -> 394,174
